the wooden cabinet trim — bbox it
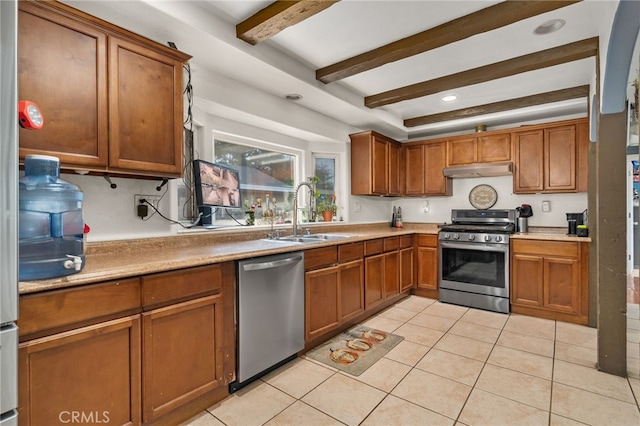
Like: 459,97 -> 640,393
142,263 -> 223,309
304,246 -> 338,270
338,242 -> 364,263
383,236 -> 400,252
364,239 -> 384,256
18,278 -> 141,338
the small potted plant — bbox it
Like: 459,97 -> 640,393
317,195 -> 337,222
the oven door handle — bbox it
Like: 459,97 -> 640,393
439,241 -> 508,252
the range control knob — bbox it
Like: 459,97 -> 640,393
443,233 -> 450,240
468,234 -> 476,241
453,233 -> 460,240
484,235 -> 492,242
495,235 -> 503,242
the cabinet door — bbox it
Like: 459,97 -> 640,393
405,145 -> 425,195
416,246 -> 438,291
365,254 -> 385,309
18,316 -> 141,426
142,295 -> 224,421
384,251 -> 399,299
478,133 -> 511,163
447,137 -> 477,166
109,36 -> 183,176
513,130 -> 544,193
424,142 -> 451,195
340,260 -> 365,323
511,254 -> 544,307
399,247 -> 414,292
388,142 -> 401,195
371,136 -> 389,195
543,256 -> 580,313
545,125 -> 576,191
18,2 -> 108,168
305,266 -> 340,341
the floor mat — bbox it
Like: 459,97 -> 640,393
305,325 -> 403,376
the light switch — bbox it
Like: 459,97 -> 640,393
541,200 -> 550,212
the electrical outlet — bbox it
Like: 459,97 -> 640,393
134,194 -> 162,217
541,200 -> 550,212
354,202 -> 361,212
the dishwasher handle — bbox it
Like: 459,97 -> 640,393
242,255 -> 302,271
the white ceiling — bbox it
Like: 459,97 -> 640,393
64,1 -> 620,141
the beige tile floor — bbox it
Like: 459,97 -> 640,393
183,297 -> 640,426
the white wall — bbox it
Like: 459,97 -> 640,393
396,175 -> 587,228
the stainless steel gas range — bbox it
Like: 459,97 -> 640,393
438,209 -> 516,314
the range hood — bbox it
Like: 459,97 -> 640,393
443,162 -> 513,178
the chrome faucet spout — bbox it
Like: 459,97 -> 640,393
292,180 -> 315,237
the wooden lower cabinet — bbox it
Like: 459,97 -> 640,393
364,254 -> 385,310
18,262 -> 235,426
383,250 -> 399,299
305,265 -> 340,341
142,295 -> 225,422
18,316 -> 141,426
399,246 -> 414,292
511,240 -> 588,324
305,259 -> 365,341
415,234 -> 439,298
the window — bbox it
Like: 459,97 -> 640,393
313,154 -> 339,221
212,139 -> 297,225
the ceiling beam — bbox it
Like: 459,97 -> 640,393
365,37 -> 598,108
237,0 -> 339,45
404,85 -> 590,127
316,0 -> 581,83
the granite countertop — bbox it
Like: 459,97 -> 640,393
19,222 -> 589,295
19,222 -> 438,295
510,226 -> 592,243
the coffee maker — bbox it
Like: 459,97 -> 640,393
566,211 -> 585,235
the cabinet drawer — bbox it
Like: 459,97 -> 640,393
511,240 -> 578,257
18,278 -> 141,338
142,264 -> 223,308
384,236 -> 399,252
417,234 -> 438,247
305,246 -> 338,270
338,242 -> 364,263
364,239 -> 383,256
400,235 -> 414,249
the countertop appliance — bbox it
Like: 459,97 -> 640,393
438,209 -> 516,314
231,252 -> 305,393
0,0 -> 19,423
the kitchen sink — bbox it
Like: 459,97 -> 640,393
263,234 -> 353,244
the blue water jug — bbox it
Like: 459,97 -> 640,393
19,155 -> 85,280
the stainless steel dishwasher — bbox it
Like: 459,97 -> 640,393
231,251 -> 305,392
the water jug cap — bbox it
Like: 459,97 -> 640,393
24,154 -> 60,177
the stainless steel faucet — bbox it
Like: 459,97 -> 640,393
292,178 -> 315,237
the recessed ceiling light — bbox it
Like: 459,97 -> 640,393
442,95 -> 458,102
534,19 -> 566,35
285,94 -> 303,101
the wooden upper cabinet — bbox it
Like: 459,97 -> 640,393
18,1 -> 191,179
424,141 -> 451,195
513,129 -> 544,192
513,118 -> 587,194
447,133 -> 511,166
350,130 -> 401,196
478,133 -> 511,163
18,2 -> 109,168
404,141 -> 451,196
447,137 -> 477,165
545,125 -> 576,192
108,37 -> 185,175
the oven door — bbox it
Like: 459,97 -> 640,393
439,240 -> 509,298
